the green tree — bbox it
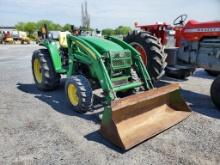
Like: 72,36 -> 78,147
24,22 -> 36,36
53,23 -> 62,31
62,23 -> 72,31
115,26 -> 132,35
36,20 -> 62,31
36,20 -> 52,30
15,22 -> 25,31
102,28 -> 115,36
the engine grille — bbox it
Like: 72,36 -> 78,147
112,58 -> 131,68
110,50 -> 132,70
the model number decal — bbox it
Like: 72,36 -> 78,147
184,27 -> 220,33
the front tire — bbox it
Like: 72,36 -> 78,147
124,31 -> 167,81
210,76 -> 220,110
65,75 -> 93,113
32,49 -> 60,91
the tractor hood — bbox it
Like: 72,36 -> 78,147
185,20 -> 220,29
79,36 -> 124,53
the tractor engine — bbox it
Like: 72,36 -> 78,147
177,37 -> 220,71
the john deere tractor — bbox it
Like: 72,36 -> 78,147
32,28 -> 191,150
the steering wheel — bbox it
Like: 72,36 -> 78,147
173,14 -> 188,26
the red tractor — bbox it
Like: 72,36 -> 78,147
124,14 -> 220,109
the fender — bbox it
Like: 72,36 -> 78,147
40,40 -> 65,73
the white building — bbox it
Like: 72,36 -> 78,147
0,26 -> 16,33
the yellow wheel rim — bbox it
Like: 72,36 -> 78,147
67,84 -> 79,106
33,58 -> 43,83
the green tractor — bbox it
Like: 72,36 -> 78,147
32,30 -> 191,150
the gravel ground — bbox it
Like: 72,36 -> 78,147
0,44 -> 219,165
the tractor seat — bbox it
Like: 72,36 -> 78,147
59,31 -> 71,48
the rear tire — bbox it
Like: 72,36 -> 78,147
124,31 -> 167,81
65,75 -> 93,113
32,49 -> 60,91
205,69 -> 220,76
210,76 -> 220,110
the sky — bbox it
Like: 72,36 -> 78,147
0,0 -> 219,29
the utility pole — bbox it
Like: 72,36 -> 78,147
81,1 -> 90,30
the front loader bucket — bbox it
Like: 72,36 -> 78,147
100,83 -> 191,150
